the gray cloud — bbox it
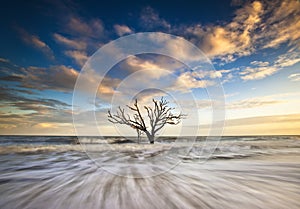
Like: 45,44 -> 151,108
1,65 -> 78,92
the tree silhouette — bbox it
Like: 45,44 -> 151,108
108,97 -> 184,144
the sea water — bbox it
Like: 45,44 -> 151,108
0,136 -> 299,209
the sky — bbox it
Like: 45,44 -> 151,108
0,0 -> 300,136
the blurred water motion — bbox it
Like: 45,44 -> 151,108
0,136 -> 299,209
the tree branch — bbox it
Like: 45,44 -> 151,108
107,97 -> 185,143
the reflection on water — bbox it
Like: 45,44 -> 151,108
0,136 -> 299,209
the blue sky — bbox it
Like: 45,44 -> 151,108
0,0 -> 300,135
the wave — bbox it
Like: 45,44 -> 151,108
0,136 -> 79,145
1,139 -> 299,162
0,144 -> 83,154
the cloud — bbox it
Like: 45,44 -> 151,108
35,123 -> 58,128
259,0 -> 300,49
0,87 -> 72,129
275,52 -> 300,67
288,73 -> 300,82
227,98 -> 284,109
192,68 -> 231,79
230,0 -> 243,6
140,6 -> 171,30
15,27 -> 55,60
0,58 -> 9,63
123,55 -> 172,79
240,51 -> 300,81
65,50 -> 88,67
145,33 -> 211,62
53,33 -> 87,50
0,87 -> 34,102
114,24 -> 133,36
203,113 -> 300,135
170,71 -> 215,92
116,55 -> 219,93
66,16 -> 105,38
240,66 -> 278,80
1,65 -> 78,92
225,113 -> 300,127
240,57 -> 283,80
54,15 -> 111,67
0,86 -> 74,135
132,89 -> 166,105
171,0 -> 299,64
250,61 -> 269,67
97,76 -> 121,98
74,66 -> 121,103
183,1 -> 263,60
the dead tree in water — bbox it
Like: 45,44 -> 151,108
108,97 -> 184,144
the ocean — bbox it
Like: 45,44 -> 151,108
0,135 -> 299,209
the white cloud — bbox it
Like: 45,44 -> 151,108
240,52 -> 300,81
114,24 -> 133,36
192,68 -> 231,79
275,52 -> 300,67
170,71 -> 215,92
288,73 -> 300,82
132,89 -> 166,105
240,66 -> 278,80
124,56 -> 171,79
147,34 -> 209,62
250,61 -> 269,67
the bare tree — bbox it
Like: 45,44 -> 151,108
108,97 -> 185,144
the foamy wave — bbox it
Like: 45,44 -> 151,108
0,145 -> 84,154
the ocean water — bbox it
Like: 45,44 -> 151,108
0,135 -> 299,209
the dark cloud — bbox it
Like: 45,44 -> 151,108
1,65 -> 78,92
0,86 -> 72,127
0,86 -> 70,108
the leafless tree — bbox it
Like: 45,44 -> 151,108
108,97 -> 185,144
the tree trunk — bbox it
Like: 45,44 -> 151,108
137,130 -> 140,144
144,131 -> 155,144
